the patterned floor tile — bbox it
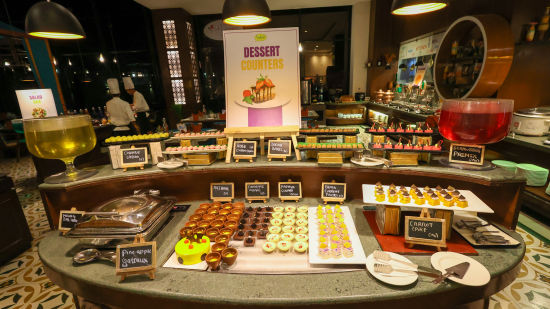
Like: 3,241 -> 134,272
0,156 -> 549,308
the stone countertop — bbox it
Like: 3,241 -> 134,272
38,157 -> 524,190
504,134 -> 550,154
38,199 -> 525,307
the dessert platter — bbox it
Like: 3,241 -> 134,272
300,128 -> 359,135
163,145 -> 227,154
308,205 -> 367,265
362,183 -> 494,213
165,204 -> 364,274
368,122 -> 439,136
369,140 -> 444,153
297,142 -> 365,151
104,133 -> 170,145
170,131 -> 225,140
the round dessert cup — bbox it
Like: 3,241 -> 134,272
224,220 -> 238,229
210,220 -> 224,229
215,235 -> 230,244
221,248 -> 238,266
199,203 -> 212,210
179,227 -> 193,239
194,209 -> 207,216
197,220 -> 211,229
227,214 -> 240,221
205,252 -> 222,271
192,227 -> 206,235
220,227 -> 234,236
189,214 -> 203,222
202,213 -> 216,221
215,215 -> 227,222
212,243 -> 227,254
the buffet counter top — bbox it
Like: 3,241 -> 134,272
39,199 -> 525,309
39,157 -> 524,191
504,134 -> 550,154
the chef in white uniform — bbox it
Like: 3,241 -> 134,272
106,78 -> 136,136
123,76 -> 150,134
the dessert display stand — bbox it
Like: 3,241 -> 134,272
224,126 -> 301,163
298,128 -> 360,165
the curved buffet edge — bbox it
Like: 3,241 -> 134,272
38,162 -> 525,230
38,199 -> 526,309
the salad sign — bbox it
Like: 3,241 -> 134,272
15,89 -> 58,119
223,28 -> 300,128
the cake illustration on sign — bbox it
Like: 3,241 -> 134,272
242,74 -> 276,104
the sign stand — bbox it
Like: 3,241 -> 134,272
224,126 -> 301,163
233,139 -> 256,163
404,208 -> 446,251
58,207 -> 84,235
267,138 -> 292,162
120,145 -> 147,172
116,234 -> 156,282
278,179 -> 302,203
245,180 -> 269,203
210,182 -> 235,203
321,180 -> 346,205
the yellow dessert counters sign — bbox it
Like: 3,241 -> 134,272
223,27 -> 300,128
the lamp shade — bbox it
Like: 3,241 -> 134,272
222,0 -> 271,26
391,0 -> 448,15
25,1 -> 85,39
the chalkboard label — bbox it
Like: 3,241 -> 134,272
278,182 -> 302,197
233,141 -> 257,157
322,182 -> 346,200
448,144 -> 484,166
116,241 -> 157,273
211,182 -> 235,200
120,147 -> 148,166
404,215 -> 446,248
268,140 -> 291,156
58,210 -> 85,231
246,182 -> 269,198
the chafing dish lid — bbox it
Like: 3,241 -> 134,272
66,194 -> 174,236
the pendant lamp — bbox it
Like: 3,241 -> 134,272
25,1 -> 85,39
222,0 -> 271,26
391,0 -> 448,15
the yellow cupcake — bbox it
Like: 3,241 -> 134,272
414,197 -> 425,205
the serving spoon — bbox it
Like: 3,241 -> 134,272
73,248 -> 116,264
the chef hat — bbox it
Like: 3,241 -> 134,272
123,77 -> 135,90
107,78 -> 120,95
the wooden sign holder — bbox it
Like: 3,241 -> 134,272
58,207 -> 84,235
404,208 -> 447,251
224,126 -> 301,163
233,139 -> 256,163
278,179 -> 302,203
245,180 -> 269,203
120,145 -> 147,172
116,234 -> 156,282
210,181 -> 234,203
321,180 -> 346,205
267,138 -> 292,162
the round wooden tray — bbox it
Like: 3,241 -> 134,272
434,15 -> 514,99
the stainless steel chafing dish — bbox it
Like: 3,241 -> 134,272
65,191 -> 175,247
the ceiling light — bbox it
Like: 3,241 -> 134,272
68,59 -> 72,66
113,57 -> 117,64
304,30 -> 308,33
222,0 -> 271,26
4,61 -> 10,67
391,0 -> 448,15
99,53 -> 105,63
25,1 -> 85,39
53,57 -> 57,65
298,43 -> 303,53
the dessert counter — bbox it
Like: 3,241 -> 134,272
38,199 -> 525,309
38,158 -> 526,230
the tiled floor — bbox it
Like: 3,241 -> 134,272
0,156 -> 549,309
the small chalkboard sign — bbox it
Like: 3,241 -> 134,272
233,140 -> 257,162
404,208 -> 446,250
116,234 -> 156,281
268,139 -> 292,161
448,143 -> 484,166
321,181 -> 346,204
58,208 -> 85,232
210,182 -> 235,202
278,181 -> 302,202
120,146 -> 148,171
245,181 -> 269,203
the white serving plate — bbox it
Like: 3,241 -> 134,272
163,147 -> 226,154
366,252 -> 418,286
157,161 -> 184,169
308,206 -> 368,265
431,252 -> 490,286
362,184 -> 494,214
169,134 -> 225,140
